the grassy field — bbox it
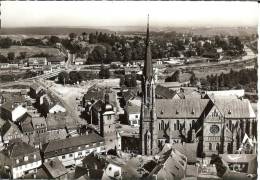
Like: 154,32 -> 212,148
0,45 -> 60,57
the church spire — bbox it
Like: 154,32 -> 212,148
143,14 -> 153,81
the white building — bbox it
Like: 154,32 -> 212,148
42,133 -> 105,167
49,104 -> 66,114
0,140 -> 42,179
0,102 -> 27,122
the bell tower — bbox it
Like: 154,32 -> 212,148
140,15 -> 158,155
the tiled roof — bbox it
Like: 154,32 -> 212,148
159,82 -> 182,88
46,112 -> 75,130
125,103 -> 140,114
84,89 -> 105,102
214,99 -> 256,118
42,133 -> 104,154
171,143 -> 198,163
1,121 -> 22,138
43,158 -> 68,178
3,140 -> 37,157
156,99 -> 210,119
155,85 -> 176,99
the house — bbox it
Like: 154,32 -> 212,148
49,104 -> 66,114
74,152 -> 106,179
146,148 -> 187,180
160,143 -> 198,164
47,56 -> 66,65
102,156 -> 126,180
0,63 -> 9,69
0,92 -> 26,106
45,113 -> 69,141
0,140 -> 42,179
28,57 -> 47,67
42,133 -> 105,167
19,113 -> 47,137
124,103 -> 141,127
220,154 -> 257,174
0,102 -> 27,122
74,58 -> 86,65
205,89 -> 245,98
1,121 -> 25,144
33,158 -> 68,180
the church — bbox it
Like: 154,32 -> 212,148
139,18 -> 257,156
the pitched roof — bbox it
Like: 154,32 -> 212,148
156,99 -> 210,119
1,101 -> 25,112
1,121 -> 22,138
125,103 -> 140,114
3,140 -> 36,157
45,113 -> 65,130
214,99 -> 255,118
42,133 -> 104,154
84,89 -> 105,102
159,82 -> 182,88
155,85 -> 176,99
43,158 -> 68,178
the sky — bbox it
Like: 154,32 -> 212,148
1,1 -> 259,28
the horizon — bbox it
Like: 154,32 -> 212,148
1,1 -> 258,28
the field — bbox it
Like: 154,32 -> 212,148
0,45 -> 60,57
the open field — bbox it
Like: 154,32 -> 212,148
0,45 -> 60,57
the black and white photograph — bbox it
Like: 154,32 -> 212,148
0,1 -> 258,179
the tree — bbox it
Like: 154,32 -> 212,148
58,71 -> 70,85
0,37 -> 12,48
69,71 -> 82,84
190,72 -> 198,86
49,36 -> 61,45
99,65 -> 110,79
19,52 -> 27,59
7,52 -> 15,62
69,33 -> 77,40
0,54 -> 8,63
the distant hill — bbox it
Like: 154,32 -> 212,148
0,27 -> 112,35
109,26 -> 257,36
0,26 -> 257,37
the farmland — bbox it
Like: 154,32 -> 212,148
0,45 -> 61,57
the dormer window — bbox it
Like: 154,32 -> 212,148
24,156 -> 28,161
16,159 -> 19,164
161,110 -> 163,114
176,110 -> 179,114
33,154 -> 37,159
228,110 -> 231,114
191,109 -> 195,114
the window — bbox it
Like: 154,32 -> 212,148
24,156 -> 28,161
209,143 -> 212,151
177,120 -> 180,130
107,115 -> 111,120
33,154 -> 36,159
16,159 -> 19,164
69,154 -> 73,157
216,143 -> 220,151
62,155 -> 66,159
85,145 -> 89,148
78,152 -> 82,156
135,115 -> 138,118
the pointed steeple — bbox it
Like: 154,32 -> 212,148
143,14 -> 153,81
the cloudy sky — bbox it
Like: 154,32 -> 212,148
1,1 -> 259,28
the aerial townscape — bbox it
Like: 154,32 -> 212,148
0,2 -> 258,180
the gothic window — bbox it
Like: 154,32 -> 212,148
177,120 -> 180,130
161,121 -> 165,130
174,124 -> 177,131
229,120 -> 232,131
192,120 -> 195,128
159,123 -> 161,130
209,143 -> 212,150
216,143 -> 220,151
